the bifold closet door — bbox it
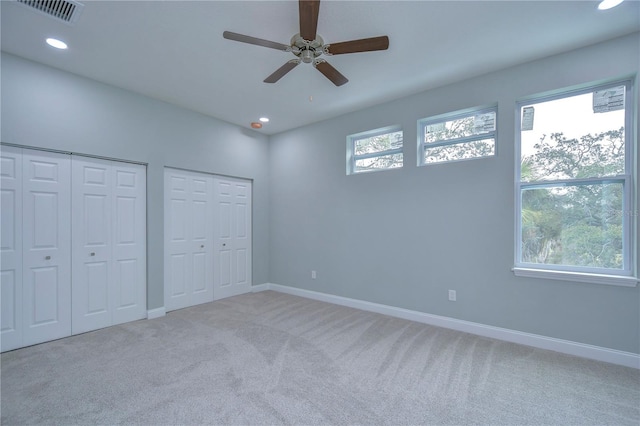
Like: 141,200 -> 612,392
1,147 -> 72,351
1,148 -> 146,351
1,146 -> 23,351
164,169 -> 214,312
72,158 -> 146,334
213,176 -> 252,300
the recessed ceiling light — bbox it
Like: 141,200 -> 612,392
598,0 -> 624,10
46,38 -> 68,49
259,117 -> 270,123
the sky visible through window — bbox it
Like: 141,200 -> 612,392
521,91 -> 624,159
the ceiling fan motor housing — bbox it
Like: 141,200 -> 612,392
291,33 -> 324,63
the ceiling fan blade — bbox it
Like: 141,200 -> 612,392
325,36 -> 389,55
223,31 -> 290,51
314,60 -> 348,86
264,60 -> 301,83
299,0 -> 320,41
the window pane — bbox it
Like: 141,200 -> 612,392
521,182 -> 623,269
424,139 -> 495,164
425,111 -> 495,143
355,131 -> 403,156
355,153 -> 403,172
521,89 -> 625,182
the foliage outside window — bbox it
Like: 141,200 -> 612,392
347,126 -> 403,174
516,81 -> 634,282
418,106 -> 497,165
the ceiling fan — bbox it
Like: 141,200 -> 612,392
223,0 -> 389,87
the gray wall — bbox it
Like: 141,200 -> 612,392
269,33 -> 640,354
1,52 -> 270,310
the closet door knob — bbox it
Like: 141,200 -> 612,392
45,255 -> 51,260
90,252 -> 96,256
200,245 -> 204,248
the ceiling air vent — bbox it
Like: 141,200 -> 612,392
16,0 -> 84,25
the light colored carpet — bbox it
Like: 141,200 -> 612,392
1,290 -> 639,425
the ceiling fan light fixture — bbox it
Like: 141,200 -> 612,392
598,0 -> 624,10
46,37 -> 68,49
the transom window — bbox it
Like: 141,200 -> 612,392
418,106 -> 497,165
515,80 -> 635,284
347,126 -> 403,175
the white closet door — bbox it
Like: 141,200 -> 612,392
213,176 -> 252,300
111,162 -> 146,325
72,158 -> 112,333
72,158 -> 146,334
165,171 -> 190,311
22,149 -> 72,346
188,173 -> 214,305
164,169 -> 213,311
1,146 -> 23,351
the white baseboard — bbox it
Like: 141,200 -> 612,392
251,283 -> 270,293
253,283 -> 639,369
147,307 -> 166,319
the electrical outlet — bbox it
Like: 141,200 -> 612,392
448,290 -> 456,301
311,270 -> 317,279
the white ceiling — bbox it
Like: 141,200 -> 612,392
2,0 -> 639,135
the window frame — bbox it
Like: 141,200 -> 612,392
417,105 -> 498,166
346,125 -> 403,175
513,79 -> 637,286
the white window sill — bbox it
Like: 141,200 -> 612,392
512,267 -> 638,287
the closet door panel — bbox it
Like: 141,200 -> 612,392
72,159 -> 146,332
165,172 -> 191,311
213,176 -> 252,300
22,150 -> 71,346
189,175 -> 213,304
164,169 -> 213,312
1,146 -> 23,351
0,270 -> 20,350
216,192 -> 232,290
72,158 -> 111,334
115,259 -> 137,309
169,253 -> 188,300
111,163 -> 146,325
233,182 -> 251,289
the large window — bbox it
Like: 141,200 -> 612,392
418,106 -> 496,165
515,80 -> 635,285
347,126 -> 403,174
